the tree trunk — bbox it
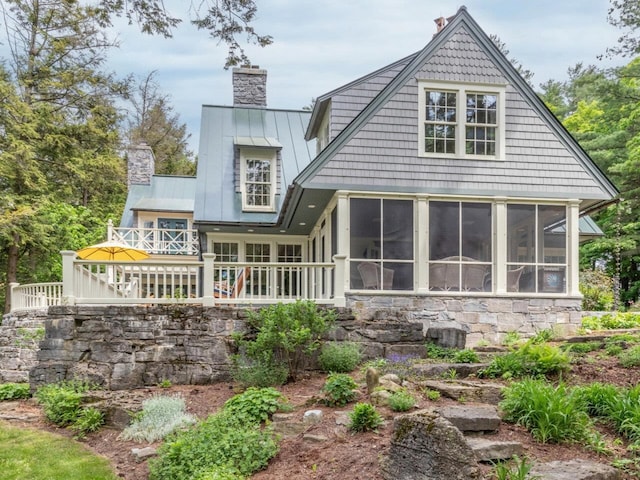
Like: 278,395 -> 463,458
4,237 -> 19,314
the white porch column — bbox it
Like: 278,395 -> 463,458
495,198 -> 508,294
416,196 -> 428,294
107,219 -> 114,241
202,253 -> 215,306
336,192 -> 349,293
333,254 -> 347,307
61,250 -> 76,306
568,200 -> 581,296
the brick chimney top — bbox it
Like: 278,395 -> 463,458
232,66 -> 267,107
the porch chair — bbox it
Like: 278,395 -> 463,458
357,262 -> 394,290
507,266 -> 525,292
214,267 -> 250,299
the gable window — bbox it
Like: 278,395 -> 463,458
240,149 -> 276,211
419,82 -> 505,159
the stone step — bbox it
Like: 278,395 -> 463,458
434,404 -> 501,433
465,436 -> 523,462
418,379 -> 504,404
410,362 -> 490,379
528,460 -> 621,480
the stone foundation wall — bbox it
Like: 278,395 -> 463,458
0,309 -> 47,383
347,295 -> 583,346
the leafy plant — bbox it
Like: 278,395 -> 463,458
348,403 -> 383,432
479,341 -> 569,379
235,300 -> 336,381
194,466 -> 246,480
158,379 -> 172,388
500,378 -> 593,444
580,268 -> 614,311
222,387 -> 286,424
388,390 -> 416,412
619,345 -> 640,367
530,329 -> 555,344
562,341 -> 603,355
582,312 -> 640,330
231,353 -> 288,388
441,368 -> 458,379
425,342 -> 456,360
71,407 -> 105,439
149,410 -> 278,480
607,385 -> 640,443
452,349 -> 480,363
492,455 -> 538,480
322,373 -> 358,407
502,331 -> 522,347
572,382 -> 621,418
318,342 -> 362,373
0,382 -> 31,401
424,389 -> 441,401
35,380 -> 95,427
120,395 -> 196,443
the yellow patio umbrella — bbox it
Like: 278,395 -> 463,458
76,241 -> 150,261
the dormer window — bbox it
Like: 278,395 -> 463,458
240,148 -> 277,211
418,82 -> 505,159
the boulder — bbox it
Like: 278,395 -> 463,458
381,409 -> 481,480
465,437 -> 523,462
528,460 -> 621,480
435,404 -> 501,433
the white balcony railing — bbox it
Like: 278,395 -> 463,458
108,221 -> 199,256
10,282 -> 63,311
9,253 -> 346,312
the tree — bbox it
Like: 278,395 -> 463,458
94,0 -> 272,68
126,71 -> 196,176
489,34 -> 534,85
607,0 -> 640,58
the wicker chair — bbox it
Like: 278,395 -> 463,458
357,262 -> 394,290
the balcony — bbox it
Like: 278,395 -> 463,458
9,253 -> 345,312
108,221 -> 199,256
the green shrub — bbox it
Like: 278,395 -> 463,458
452,349 -> 480,363
530,329 -> 555,344
562,341 -> 603,355
222,387 -> 286,425
582,312 -> 640,330
607,385 -> 640,443
35,380 -> 95,427
231,353 -> 288,388
493,455 -> 535,480
318,342 -> 362,373
424,389 -> 441,401
322,373 -> 358,407
388,391 -> 416,412
580,269 -> 614,311
479,342 -> 569,379
149,412 -> 277,480
235,300 -> 336,381
425,342 -> 456,360
571,382 -> 621,418
194,466 -> 246,480
500,378 -> 593,444
71,407 -> 105,439
348,403 -> 383,432
502,331 -> 522,347
0,382 -> 31,401
120,395 -> 196,443
619,345 -> 640,367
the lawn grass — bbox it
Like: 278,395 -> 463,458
0,420 -> 118,480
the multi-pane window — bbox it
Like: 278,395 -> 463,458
424,91 -> 457,154
507,204 -> 567,293
428,201 -> 492,292
465,93 -> 497,155
420,83 -> 504,159
245,158 -> 272,207
349,198 -> 414,290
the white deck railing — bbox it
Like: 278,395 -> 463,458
10,282 -> 63,311
108,221 -> 199,256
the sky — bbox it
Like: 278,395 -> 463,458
107,0 -> 626,152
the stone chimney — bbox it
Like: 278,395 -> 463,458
434,16 -> 446,33
127,143 -> 155,187
232,66 -> 267,107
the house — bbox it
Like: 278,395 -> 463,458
11,7 -> 618,343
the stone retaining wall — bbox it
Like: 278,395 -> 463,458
0,297 -> 588,389
347,295 -> 583,346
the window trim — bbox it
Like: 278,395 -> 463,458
418,81 -> 506,160
239,148 -> 277,212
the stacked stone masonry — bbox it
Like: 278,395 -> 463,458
0,296 -> 584,389
347,294 -> 583,346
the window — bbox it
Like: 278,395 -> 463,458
428,201 -> 492,292
419,82 -> 505,159
316,112 -> 331,155
507,204 -> 567,293
240,149 -> 276,211
349,198 -> 414,290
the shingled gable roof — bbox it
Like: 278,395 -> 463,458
293,6 -> 618,203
